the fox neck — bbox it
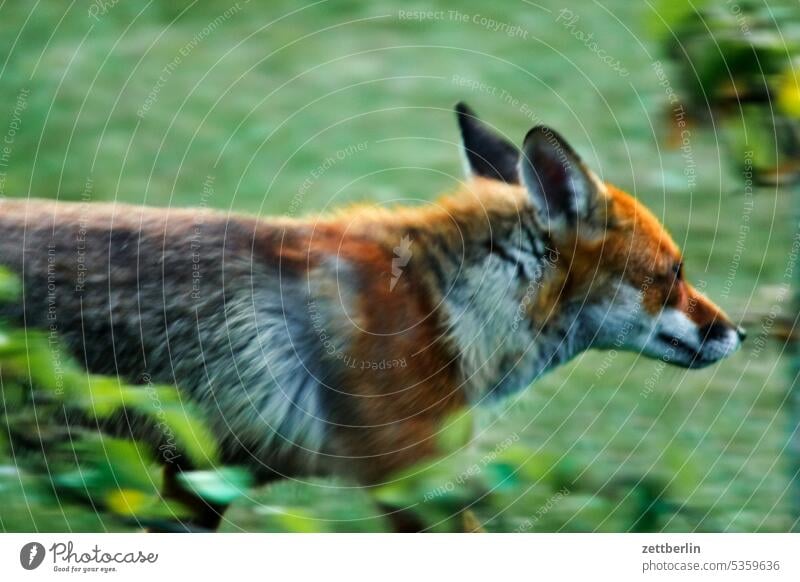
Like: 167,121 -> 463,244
444,266 -> 587,402
415,208 -> 590,402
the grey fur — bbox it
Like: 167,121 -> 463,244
0,200 -> 337,476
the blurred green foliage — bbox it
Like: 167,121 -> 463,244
656,0 -> 800,182
371,414 -> 712,533
0,267 -> 247,530
661,0 -> 800,104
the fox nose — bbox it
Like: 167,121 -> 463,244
736,326 -> 747,342
699,321 -> 737,343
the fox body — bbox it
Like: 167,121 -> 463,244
0,104 -> 743,492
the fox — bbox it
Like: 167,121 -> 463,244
0,102 -> 744,531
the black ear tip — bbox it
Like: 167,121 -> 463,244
523,126 -> 578,159
523,125 -> 554,146
455,101 -> 476,119
454,101 -> 520,184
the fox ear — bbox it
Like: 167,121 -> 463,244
519,126 -> 601,234
455,102 -> 520,184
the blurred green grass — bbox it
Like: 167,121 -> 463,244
0,0 -> 794,531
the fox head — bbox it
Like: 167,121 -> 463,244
454,102 -> 745,372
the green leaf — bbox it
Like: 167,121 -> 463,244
177,467 -> 253,505
436,409 -> 473,453
0,268 -> 21,302
269,507 -> 321,533
57,437 -> 161,494
152,404 -> 219,466
484,461 -> 518,492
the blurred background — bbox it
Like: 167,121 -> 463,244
0,0 -> 798,532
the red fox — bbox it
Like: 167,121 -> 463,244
0,103 -> 744,530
